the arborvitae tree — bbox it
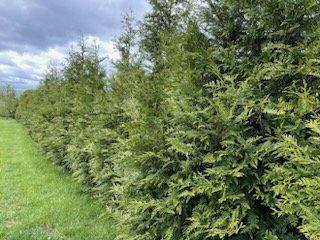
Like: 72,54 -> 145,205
62,41 -> 111,187
140,0 -> 186,67
110,2 -> 185,238
119,0 -> 320,239
15,90 -> 34,121
116,12 -> 136,65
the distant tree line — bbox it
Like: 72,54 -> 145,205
0,85 -> 18,118
16,0 -> 320,239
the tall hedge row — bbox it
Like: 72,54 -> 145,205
16,1 -> 320,239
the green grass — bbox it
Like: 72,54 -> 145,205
0,119 -> 117,240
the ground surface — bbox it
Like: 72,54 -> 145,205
0,119 -> 116,240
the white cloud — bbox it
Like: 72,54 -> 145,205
78,35 -> 120,62
0,36 -> 120,91
0,0 -> 150,91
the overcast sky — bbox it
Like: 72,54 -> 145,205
0,0 -> 150,92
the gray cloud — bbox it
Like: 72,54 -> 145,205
0,0 -> 149,51
0,0 -> 150,91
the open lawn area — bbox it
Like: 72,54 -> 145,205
0,119 -> 117,240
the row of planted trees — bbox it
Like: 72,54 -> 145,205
16,0 -> 320,239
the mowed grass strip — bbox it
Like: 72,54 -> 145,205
0,119 -> 116,240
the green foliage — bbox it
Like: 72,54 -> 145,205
16,1 -> 320,240
0,85 -> 18,118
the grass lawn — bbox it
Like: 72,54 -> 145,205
0,119 -> 117,240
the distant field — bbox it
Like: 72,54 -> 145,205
0,119 -> 117,240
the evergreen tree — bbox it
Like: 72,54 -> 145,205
118,0 -> 320,239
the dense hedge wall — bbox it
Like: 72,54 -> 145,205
16,1 -> 320,239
